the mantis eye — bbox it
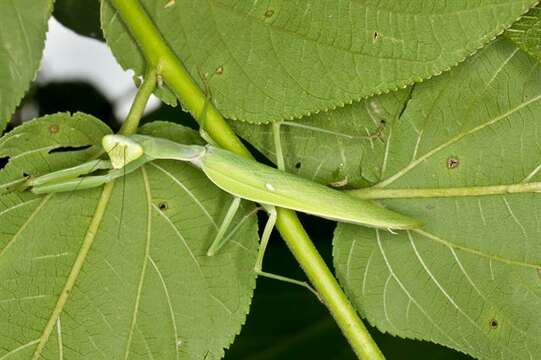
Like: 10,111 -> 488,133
102,135 -> 144,169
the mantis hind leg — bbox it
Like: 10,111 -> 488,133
254,207 -> 321,299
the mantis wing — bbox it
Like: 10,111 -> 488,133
200,146 -> 421,230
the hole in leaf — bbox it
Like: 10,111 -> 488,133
295,162 -> 301,169
264,9 -> 274,17
48,124 -> 60,134
158,201 -> 169,211
373,31 -> 380,41
0,156 -> 9,170
216,66 -> 224,75
447,156 -> 459,169
48,145 -> 92,154
489,319 -> 498,329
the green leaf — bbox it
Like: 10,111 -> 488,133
0,0 -> 52,131
101,0 -> 536,123
232,88 -> 412,187
333,39 -> 541,359
53,0 -> 103,40
505,3 -> 541,60
0,113 -> 259,359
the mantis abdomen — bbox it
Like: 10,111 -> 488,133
199,146 -> 421,230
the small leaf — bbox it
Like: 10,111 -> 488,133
505,3 -> 541,60
333,39 -> 541,359
0,0 -> 53,131
101,0 -> 536,123
0,114 -> 259,359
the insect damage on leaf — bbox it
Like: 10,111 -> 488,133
446,156 -> 460,169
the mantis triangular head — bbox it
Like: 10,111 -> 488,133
102,134 -> 144,169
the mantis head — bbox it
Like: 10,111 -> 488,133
102,135 -> 144,169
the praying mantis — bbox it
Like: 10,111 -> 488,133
14,127 -> 421,294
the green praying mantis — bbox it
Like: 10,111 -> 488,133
8,126 -> 421,294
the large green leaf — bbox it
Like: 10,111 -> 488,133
0,113 -> 259,359
505,3 -> 541,60
0,0 -> 52,131
331,39 -> 541,359
101,0 -> 536,123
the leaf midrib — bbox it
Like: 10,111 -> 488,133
31,183 -> 116,359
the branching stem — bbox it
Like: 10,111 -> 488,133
109,1 -> 384,359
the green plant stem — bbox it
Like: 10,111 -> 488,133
275,207 -> 384,360
349,182 -> 541,199
109,1 -> 384,358
119,68 -> 157,135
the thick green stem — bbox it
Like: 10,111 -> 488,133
349,182 -> 541,199
109,1 -> 383,358
119,68 -> 157,135
276,208 -> 384,360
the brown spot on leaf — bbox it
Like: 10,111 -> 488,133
264,9 -> 274,18
489,319 -> 498,329
158,201 -> 169,211
48,124 -> 59,134
447,156 -> 459,169
215,66 -> 224,75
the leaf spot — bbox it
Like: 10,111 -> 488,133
215,65 -> 224,75
158,201 -> 169,211
165,0 -> 176,8
489,318 -> 499,329
264,9 -> 274,18
295,162 -> 301,169
447,156 -> 459,169
373,31 -> 380,42
176,338 -> 183,348
48,124 -> 59,134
